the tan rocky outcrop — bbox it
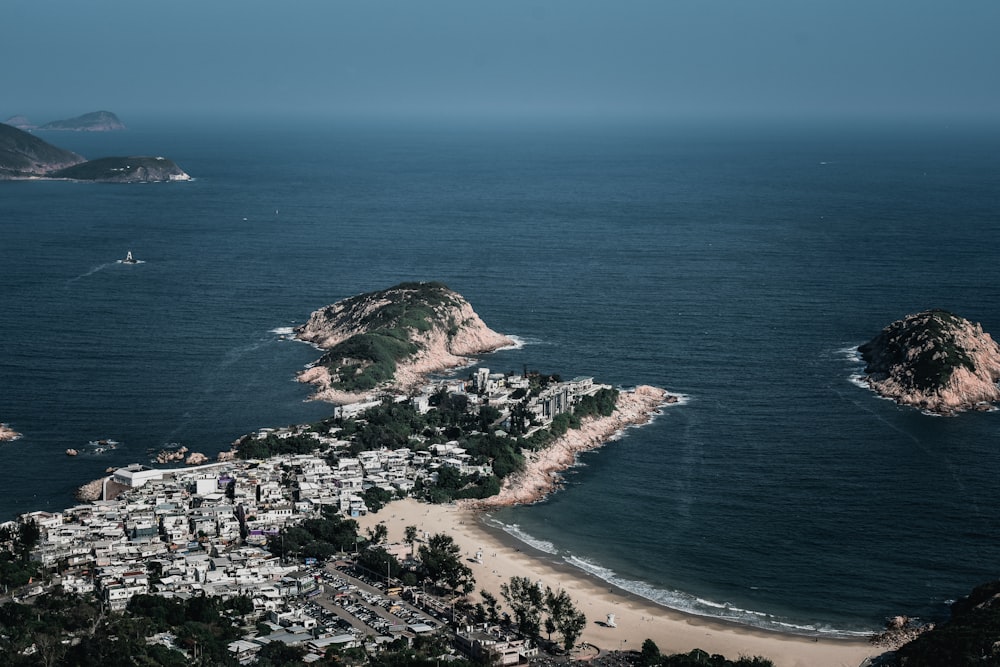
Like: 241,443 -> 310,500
156,446 -> 188,464
0,423 -> 21,442
464,385 -> 676,509
859,310 -> 1000,414
295,282 -> 513,402
75,477 -> 106,502
185,452 -> 208,465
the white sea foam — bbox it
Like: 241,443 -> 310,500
835,345 -> 864,363
485,518 -> 558,555
270,326 -> 296,337
498,334 -> 550,350
561,553 -> 873,638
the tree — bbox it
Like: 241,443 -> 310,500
417,533 -> 474,593
367,523 -> 388,545
543,587 -> 587,651
480,590 -> 502,625
501,576 -> 544,638
404,525 -> 418,548
639,638 -> 662,666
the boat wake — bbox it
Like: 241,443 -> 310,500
66,263 -> 113,284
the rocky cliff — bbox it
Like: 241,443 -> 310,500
859,309 -> 1000,414
295,282 -> 513,402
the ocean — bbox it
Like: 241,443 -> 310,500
1,115 -> 998,636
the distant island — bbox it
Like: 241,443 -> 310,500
859,309 -> 1000,414
4,110 -> 125,132
0,122 -> 189,182
295,281 -> 514,403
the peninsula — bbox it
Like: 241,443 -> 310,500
859,309 -> 1000,414
296,281 -> 514,403
0,122 -> 189,182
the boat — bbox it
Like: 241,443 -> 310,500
121,250 -> 138,264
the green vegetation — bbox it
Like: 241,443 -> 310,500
234,429 -> 322,460
242,380 -> 618,505
319,332 -> 418,392
417,533 -> 474,594
860,309 -> 979,391
267,506 -> 361,562
636,639 -> 775,667
0,590 -> 246,666
0,520 -> 40,588
316,282 -> 463,392
499,575 -> 586,652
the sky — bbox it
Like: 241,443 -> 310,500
5,0 -> 1000,122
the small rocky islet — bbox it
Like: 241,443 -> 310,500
859,309 -> 1000,414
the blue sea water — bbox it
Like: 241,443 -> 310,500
1,116 -> 999,635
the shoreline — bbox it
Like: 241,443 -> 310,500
465,385 -> 678,509
358,498 -> 878,667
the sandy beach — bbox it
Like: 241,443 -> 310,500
358,498 -> 877,667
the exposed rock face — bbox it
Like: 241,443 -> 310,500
0,122 -> 85,178
859,309 -> 1000,414
295,282 -> 513,402
50,156 -> 191,183
37,110 -> 125,131
0,423 -> 22,442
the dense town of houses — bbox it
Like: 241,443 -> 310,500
4,372 -> 608,664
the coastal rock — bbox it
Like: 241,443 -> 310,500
0,423 -> 22,442
66,448 -> 78,456
75,478 -> 106,502
185,452 -> 208,465
295,282 -> 513,402
37,110 -> 125,132
859,309 -> 1000,414
156,446 -> 188,464
465,385 -> 675,508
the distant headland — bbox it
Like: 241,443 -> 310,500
859,309 -> 1000,414
0,121 -> 189,182
4,110 -> 125,132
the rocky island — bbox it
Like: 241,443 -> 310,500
0,122 -> 188,182
37,110 -> 126,132
4,110 -> 126,132
296,281 -> 514,402
859,309 -> 1000,414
